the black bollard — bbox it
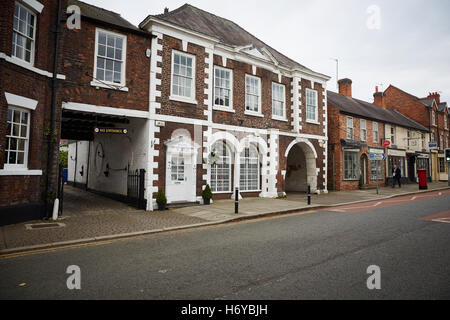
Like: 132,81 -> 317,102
307,185 -> 311,205
235,187 -> 239,214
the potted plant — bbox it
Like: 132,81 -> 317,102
156,188 -> 167,211
202,184 -> 212,205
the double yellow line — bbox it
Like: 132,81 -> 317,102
0,239 -> 115,260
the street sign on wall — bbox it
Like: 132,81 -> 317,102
382,140 -> 391,148
369,153 -> 386,161
429,142 -> 438,150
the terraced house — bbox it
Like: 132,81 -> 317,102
384,86 -> 449,182
0,0 -> 65,224
327,79 -> 430,191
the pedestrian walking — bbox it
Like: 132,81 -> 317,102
392,164 -> 401,188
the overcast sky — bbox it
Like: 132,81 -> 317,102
83,0 -> 450,104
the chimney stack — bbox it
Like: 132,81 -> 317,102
338,78 -> 352,97
427,92 -> 440,104
373,87 -> 386,109
164,7 -> 169,15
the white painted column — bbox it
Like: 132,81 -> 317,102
146,31 -> 163,211
266,129 -> 279,198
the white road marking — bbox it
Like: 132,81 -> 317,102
411,196 -> 417,200
431,218 -> 450,224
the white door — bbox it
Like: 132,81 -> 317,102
166,152 -> 196,203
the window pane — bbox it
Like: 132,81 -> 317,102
99,32 -> 106,45
20,125 -> 27,138
17,152 -> 24,164
98,44 -> 106,56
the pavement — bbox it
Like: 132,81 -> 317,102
0,182 -> 449,254
1,189 -> 449,300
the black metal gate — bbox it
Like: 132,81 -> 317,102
57,165 -> 64,216
127,169 -> 146,209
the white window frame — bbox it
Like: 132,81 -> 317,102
360,119 -> 367,142
170,50 -> 197,104
440,135 -> 444,150
239,145 -> 260,192
432,110 -> 436,126
343,150 -> 359,181
306,88 -> 319,124
245,74 -> 262,117
210,141 -> 232,193
4,106 -> 30,170
213,65 -> 233,112
431,132 -> 435,143
92,28 -> 127,90
346,116 -> 354,140
390,127 -> 395,145
372,122 -> 378,143
12,2 -> 37,65
272,82 -> 286,121
445,116 -> 448,129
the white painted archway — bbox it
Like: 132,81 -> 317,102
284,138 -> 318,193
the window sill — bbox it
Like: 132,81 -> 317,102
343,179 -> 359,181
244,110 -> 264,118
0,169 -> 43,176
213,106 -> 235,113
212,191 -> 232,194
91,81 -> 129,92
169,95 -> 198,105
241,189 -> 262,193
272,116 -> 288,122
0,53 -> 66,80
306,119 -> 320,125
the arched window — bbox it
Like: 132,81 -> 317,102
240,145 -> 259,191
210,141 -> 231,192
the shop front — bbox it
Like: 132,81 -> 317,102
387,149 -> 408,185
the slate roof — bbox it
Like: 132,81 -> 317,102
437,103 -> 448,113
68,0 -> 149,35
141,4 -> 327,77
327,91 -> 429,132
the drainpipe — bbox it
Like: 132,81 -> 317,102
44,0 -> 63,218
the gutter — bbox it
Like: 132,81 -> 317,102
44,0 -> 63,218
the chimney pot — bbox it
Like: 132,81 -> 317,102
164,7 -> 169,14
337,78 -> 352,97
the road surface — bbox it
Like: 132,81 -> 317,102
1,189 -> 449,300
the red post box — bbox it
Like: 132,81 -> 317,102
417,169 -> 428,190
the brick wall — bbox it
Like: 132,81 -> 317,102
0,0 -> 63,210
327,102 -> 386,191
62,19 -> 151,110
384,86 -> 430,129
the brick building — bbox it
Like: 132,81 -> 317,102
384,85 -> 449,181
327,79 -> 429,191
61,0 -> 153,205
0,0 -> 65,224
139,4 -> 330,208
